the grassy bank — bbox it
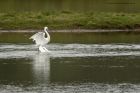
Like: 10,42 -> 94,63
0,11 -> 140,30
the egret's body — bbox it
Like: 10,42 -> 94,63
30,27 -> 50,52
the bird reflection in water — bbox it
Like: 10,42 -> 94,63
32,53 -> 50,83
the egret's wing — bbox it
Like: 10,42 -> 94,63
30,32 -> 45,45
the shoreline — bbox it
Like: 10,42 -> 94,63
0,12 -> 140,30
0,29 -> 140,33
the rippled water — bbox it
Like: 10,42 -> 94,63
0,43 -> 140,93
1,43 -> 140,58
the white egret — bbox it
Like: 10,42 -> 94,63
30,27 -> 50,52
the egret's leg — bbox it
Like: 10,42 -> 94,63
39,46 -> 50,53
42,46 -> 51,53
39,46 -> 46,52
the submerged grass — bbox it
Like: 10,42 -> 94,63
0,11 -> 140,30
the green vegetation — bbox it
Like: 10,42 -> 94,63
0,11 -> 140,30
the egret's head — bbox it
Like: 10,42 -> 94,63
44,27 -> 48,31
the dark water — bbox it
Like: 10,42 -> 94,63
0,32 -> 140,92
0,0 -> 139,12
1,31 -> 140,44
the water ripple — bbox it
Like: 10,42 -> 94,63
0,43 -> 140,58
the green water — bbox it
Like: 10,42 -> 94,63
0,31 -> 140,44
0,0 -> 139,12
51,56 -> 140,83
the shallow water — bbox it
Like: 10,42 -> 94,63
0,43 -> 140,93
1,31 -> 140,44
0,32 -> 140,92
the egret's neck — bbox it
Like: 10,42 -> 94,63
44,29 -> 50,41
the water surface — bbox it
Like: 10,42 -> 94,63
0,32 -> 140,92
1,31 -> 140,44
